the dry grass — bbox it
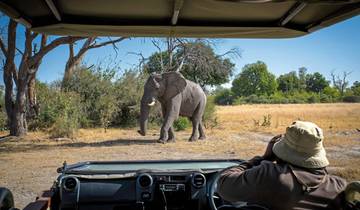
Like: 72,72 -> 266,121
0,103 -> 359,209
216,103 -> 360,133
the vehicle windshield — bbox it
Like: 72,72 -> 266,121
62,160 -> 240,174
0,11 -> 359,210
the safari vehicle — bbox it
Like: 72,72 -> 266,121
0,0 -> 359,210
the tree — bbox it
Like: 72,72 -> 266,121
298,67 -> 307,91
213,88 -> 235,105
144,40 -> 237,87
63,66 -> 118,128
277,71 -> 300,92
331,71 -> 351,97
232,61 -> 277,97
305,72 -> 329,93
62,37 -> 127,86
351,81 -> 360,96
0,18 -> 83,136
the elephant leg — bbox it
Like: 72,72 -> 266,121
159,101 -> 179,143
159,126 -> 169,144
198,121 -> 206,140
189,119 -> 200,142
167,126 -> 176,142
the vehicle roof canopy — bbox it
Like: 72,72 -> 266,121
0,0 -> 359,38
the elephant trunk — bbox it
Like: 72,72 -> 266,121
138,97 -> 154,136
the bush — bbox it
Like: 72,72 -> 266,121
173,117 -> 190,131
112,70 -> 150,127
48,92 -> 81,138
307,95 -> 320,103
214,88 -> 235,105
63,66 -> 117,128
320,94 -> 332,103
342,96 -> 360,103
0,110 -> 7,131
0,87 -> 7,131
203,96 -> 218,129
27,81 -> 82,137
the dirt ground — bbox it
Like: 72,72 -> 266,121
0,103 -> 359,209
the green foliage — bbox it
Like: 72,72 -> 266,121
342,95 -> 360,103
351,81 -> 360,96
203,96 -> 218,129
145,41 -> 235,87
232,61 -> 277,97
112,70 -> 150,127
213,88 -> 235,105
63,66 -> 118,127
305,72 -> 329,93
50,92 -> 81,138
28,82 -> 82,133
0,86 -> 7,131
46,91 -> 81,138
173,117 -> 190,131
277,71 -> 300,92
323,86 -> 341,102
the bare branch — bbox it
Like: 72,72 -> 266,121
30,32 -> 39,41
16,47 -> 24,56
127,52 -> 148,70
216,47 -> 241,59
40,34 -> 47,49
89,37 -> 127,49
0,37 -> 7,56
68,42 -> 74,59
31,36 -> 85,65
7,19 -> 17,61
151,39 -> 165,72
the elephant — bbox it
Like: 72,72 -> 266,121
138,71 -> 207,143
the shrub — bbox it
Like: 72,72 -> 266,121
203,96 -> 218,129
48,92 -> 82,138
342,96 -> 360,103
307,95 -> 320,103
0,87 -> 7,131
63,66 -> 117,128
0,110 -> 7,131
173,117 -> 191,131
320,94 -> 332,103
214,88 -> 235,105
112,70 -> 150,127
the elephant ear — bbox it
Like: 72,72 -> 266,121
163,72 -> 187,99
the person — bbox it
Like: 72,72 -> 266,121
217,121 -> 347,210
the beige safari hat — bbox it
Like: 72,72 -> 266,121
272,121 -> 329,168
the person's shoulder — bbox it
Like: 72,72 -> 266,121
327,174 -> 347,191
257,160 -> 290,175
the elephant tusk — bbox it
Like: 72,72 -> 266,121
148,101 -> 156,106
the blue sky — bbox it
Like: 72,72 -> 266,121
1,15 -> 360,86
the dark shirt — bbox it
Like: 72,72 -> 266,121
218,156 -> 347,210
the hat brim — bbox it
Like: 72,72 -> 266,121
273,136 -> 329,168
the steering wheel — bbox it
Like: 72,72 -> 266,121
208,171 -> 269,210
0,187 -> 15,210
208,171 -> 243,210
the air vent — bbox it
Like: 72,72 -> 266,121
137,173 -> 153,188
63,177 -> 78,191
192,173 -> 206,188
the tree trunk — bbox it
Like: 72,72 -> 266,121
3,61 -> 15,125
27,72 -> 40,117
11,87 -> 27,136
62,54 -> 83,86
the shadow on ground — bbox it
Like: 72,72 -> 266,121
0,138 -> 159,153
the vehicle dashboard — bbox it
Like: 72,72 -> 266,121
52,160 -> 241,210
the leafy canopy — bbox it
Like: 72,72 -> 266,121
232,61 -> 277,97
145,41 -> 235,87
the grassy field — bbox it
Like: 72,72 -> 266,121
0,103 -> 359,208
